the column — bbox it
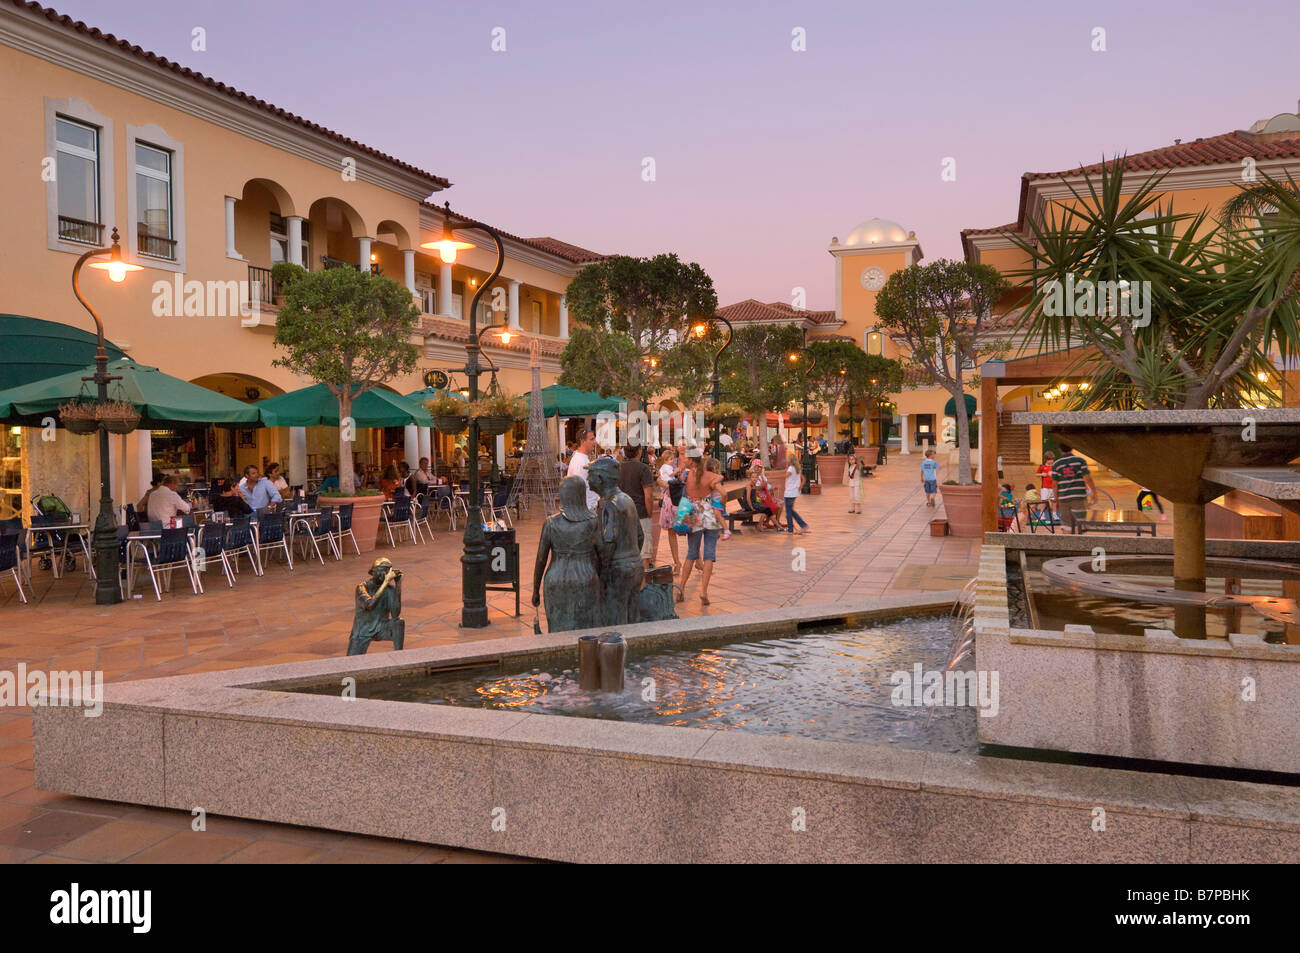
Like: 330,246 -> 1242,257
286,216 -> 304,266
507,280 -> 521,330
135,430 -> 152,497
899,413 -> 911,453
438,262 -> 454,317
495,434 -> 506,468
224,196 -> 242,259
418,427 -> 432,464
109,434 -> 123,515
559,295 -> 569,338
403,249 -> 416,293
289,427 -> 307,486
357,236 -> 373,271
404,424 -> 419,470
980,375 -> 999,534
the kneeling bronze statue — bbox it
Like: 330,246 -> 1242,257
347,557 -> 404,655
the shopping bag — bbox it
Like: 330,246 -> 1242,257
672,497 -> 694,535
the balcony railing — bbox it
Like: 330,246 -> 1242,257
137,226 -> 177,261
57,215 -> 104,245
247,265 -> 277,309
320,255 -> 360,271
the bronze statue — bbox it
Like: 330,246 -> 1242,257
347,557 -> 404,655
532,476 -> 602,633
587,456 -> 644,626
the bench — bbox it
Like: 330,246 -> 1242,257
1205,490 -> 1286,540
725,487 -> 758,533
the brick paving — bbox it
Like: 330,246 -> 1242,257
0,456 -> 1147,863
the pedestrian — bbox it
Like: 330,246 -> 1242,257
1136,487 -> 1166,520
652,447 -> 683,572
677,447 -> 723,605
1037,451 -> 1057,508
847,451 -> 864,514
566,428 -> 599,510
1050,442 -> 1095,530
618,444 -> 657,571
921,448 -> 939,507
784,448 -> 808,534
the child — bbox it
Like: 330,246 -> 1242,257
847,453 -> 863,514
999,483 -> 1014,505
706,457 -> 731,540
921,449 -> 939,507
1136,487 -> 1166,521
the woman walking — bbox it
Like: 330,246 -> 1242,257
847,451 -> 864,514
784,448 -> 808,534
652,447 -> 683,572
677,448 -> 723,606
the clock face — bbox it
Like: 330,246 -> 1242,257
861,266 -> 887,291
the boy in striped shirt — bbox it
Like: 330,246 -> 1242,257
1050,443 -> 1095,529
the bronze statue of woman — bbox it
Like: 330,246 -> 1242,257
532,476 -> 602,633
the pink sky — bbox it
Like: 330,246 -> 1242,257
42,0 -> 1300,309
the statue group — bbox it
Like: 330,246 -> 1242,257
532,462 -> 646,633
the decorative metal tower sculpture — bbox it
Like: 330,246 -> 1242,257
507,338 -> 562,517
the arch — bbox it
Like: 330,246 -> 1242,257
376,218 -> 413,251
309,196 -> 367,238
191,372 -> 286,402
240,178 -> 295,217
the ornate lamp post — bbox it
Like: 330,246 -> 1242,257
692,314 -> 733,461
787,329 -> 816,493
421,203 -> 502,628
70,227 -> 141,605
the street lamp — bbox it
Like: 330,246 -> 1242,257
420,203 -> 503,629
787,329 -> 816,493
72,226 -> 141,605
692,315 -> 733,461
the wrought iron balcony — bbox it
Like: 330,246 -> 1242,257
137,225 -> 177,260
247,265 -> 277,308
320,255 -> 360,271
57,215 -> 104,245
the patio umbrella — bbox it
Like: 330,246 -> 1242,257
0,314 -> 128,390
535,384 -> 623,418
254,382 -> 432,427
0,358 -> 278,427
943,394 -> 978,417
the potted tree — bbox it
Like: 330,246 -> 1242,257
269,262 -> 306,307
273,266 -> 421,553
875,258 -> 1010,537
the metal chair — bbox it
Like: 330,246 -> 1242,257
255,509 -> 293,570
194,522 -> 236,591
331,503 -> 361,556
297,506 -> 340,563
491,486 -> 514,529
223,518 -> 263,576
383,495 -> 421,546
413,494 -> 435,542
431,486 -> 457,530
0,531 -> 26,604
138,527 -> 201,601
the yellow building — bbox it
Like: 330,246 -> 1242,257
0,5 -> 601,519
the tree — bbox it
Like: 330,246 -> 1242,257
717,323 -> 804,461
272,267 -> 421,495
853,353 -> 905,444
1008,162 -> 1300,409
559,253 -> 718,410
875,259 -> 1010,484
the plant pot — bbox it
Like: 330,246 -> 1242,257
476,415 -> 515,437
322,494 -> 385,553
929,518 -> 949,537
433,414 -> 468,434
817,454 -> 847,485
939,482 -> 983,538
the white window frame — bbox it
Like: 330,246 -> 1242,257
134,141 -> 173,259
125,123 -> 186,273
45,97 -> 115,256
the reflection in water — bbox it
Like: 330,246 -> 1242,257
358,617 -> 977,752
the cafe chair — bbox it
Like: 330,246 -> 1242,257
0,530 -> 26,604
138,527 -> 201,601
255,509 -> 294,571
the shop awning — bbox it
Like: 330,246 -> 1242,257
535,384 -> 623,418
0,314 -> 127,390
943,394 -> 979,417
0,358 -> 277,427
255,382 -> 432,427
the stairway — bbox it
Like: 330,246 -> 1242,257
998,413 -> 1031,463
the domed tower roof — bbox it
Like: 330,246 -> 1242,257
842,217 -> 910,246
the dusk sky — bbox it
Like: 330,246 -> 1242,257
46,0 -> 1300,309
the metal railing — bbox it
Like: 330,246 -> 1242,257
320,255 -> 359,271
247,265 -> 277,308
57,215 -> 104,245
137,226 -> 177,260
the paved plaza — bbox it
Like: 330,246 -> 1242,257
0,459 -> 1148,862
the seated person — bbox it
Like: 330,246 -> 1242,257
378,464 -> 402,500
146,474 -> 193,523
318,463 -> 340,493
209,476 -> 253,517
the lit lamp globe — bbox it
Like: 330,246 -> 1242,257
420,204 -> 477,264
87,242 -> 143,282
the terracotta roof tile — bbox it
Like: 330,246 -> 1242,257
1024,130 -> 1300,180
423,203 -> 607,265
15,1 -> 450,189
766,301 -> 840,325
418,316 -> 566,358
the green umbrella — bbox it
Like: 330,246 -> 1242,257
0,314 -> 128,391
943,394 -> 978,417
0,358 -> 277,427
255,382 -> 432,427
404,385 -> 460,403
535,384 -> 623,418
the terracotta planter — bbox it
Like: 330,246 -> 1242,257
939,482 -> 983,538
321,494 -> 385,553
817,454 -> 846,485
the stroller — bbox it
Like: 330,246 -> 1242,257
30,492 -> 84,573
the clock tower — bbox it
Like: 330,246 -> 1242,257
828,218 -> 923,358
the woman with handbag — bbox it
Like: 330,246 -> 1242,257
676,447 -> 723,606
652,447 -> 683,572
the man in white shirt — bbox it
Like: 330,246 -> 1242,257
566,429 -> 599,510
146,474 -> 192,523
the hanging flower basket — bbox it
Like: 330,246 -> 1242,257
432,414 -> 468,434
468,392 -> 526,438
787,410 -> 805,426
58,400 -> 100,435
96,399 -> 140,434
476,415 -> 516,437
806,410 -> 825,426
